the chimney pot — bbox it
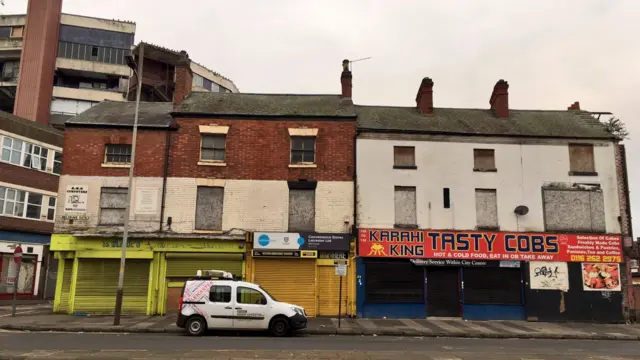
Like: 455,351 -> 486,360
340,59 -> 353,104
416,77 -> 434,114
567,101 -> 580,111
490,79 -> 509,118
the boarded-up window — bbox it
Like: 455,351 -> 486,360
288,189 -> 315,231
394,186 -> 417,226
568,144 -> 595,173
393,146 -> 415,167
475,189 -> 498,229
473,149 -> 496,170
99,188 -> 127,225
195,187 -> 224,230
543,188 -> 605,233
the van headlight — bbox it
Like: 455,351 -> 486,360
291,306 -> 305,316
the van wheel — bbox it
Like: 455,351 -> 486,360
186,316 -> 206,336
269,316 -> 290,337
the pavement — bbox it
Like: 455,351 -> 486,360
1,332 -> 640,359
0,307 -> 639,341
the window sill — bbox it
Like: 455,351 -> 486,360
394,224 -> 419,229
568,171 -> 598,176
193,229 -> 224,234
101,163 -> 130,168
198,161 -> 227,167
393,165 -> 417,170
289,164 -> 317,168
473,168 -> 497,172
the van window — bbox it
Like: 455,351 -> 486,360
209,285 -> 231,303
237,287 -> 267,305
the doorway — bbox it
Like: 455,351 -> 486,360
426,267 -> 460,317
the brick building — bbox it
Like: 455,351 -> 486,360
50,54 -> 356,317
0,111 -> 63,300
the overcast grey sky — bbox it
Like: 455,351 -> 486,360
4,0 -> 639,235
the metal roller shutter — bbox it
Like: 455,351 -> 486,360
254,259 -> 317,317
57,259 -> 73,313
165,253 -> 243,279
74,259 -> 149,315
317,265 -> 348,316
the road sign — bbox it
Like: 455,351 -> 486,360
335,263 -> 347,277
13,245 -> 22,263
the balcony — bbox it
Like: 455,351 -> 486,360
56,57 -> 130,77
52,86 -> 125,102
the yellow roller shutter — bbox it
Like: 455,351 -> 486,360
57,259 -> 73,313
317,265 -> 348,316
74,259 -> 149,315
165,253 -> 243,279
254,259 -> 317,317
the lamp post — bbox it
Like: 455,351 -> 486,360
114,43 -> 144,326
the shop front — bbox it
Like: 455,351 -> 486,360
0,231 -> 50,300
249,232 -> 351,317
357,229 -> 623,322
51,234 -> 246,315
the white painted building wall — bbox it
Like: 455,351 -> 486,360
0,241 -> 44,296
357,136 -> 621,233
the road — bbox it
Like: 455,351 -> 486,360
0,331 -> 639,359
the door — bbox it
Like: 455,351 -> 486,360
253,258 -> 316,316
233,285 -> 269,330
317,265 -> 348,316
426,267 -> 460,317
202,284 -> 234,329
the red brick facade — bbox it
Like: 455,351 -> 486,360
61,127 -> 169,177
169,118 -> 355,181
0,162 -> 58,193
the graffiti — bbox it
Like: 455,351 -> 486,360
534,266 -> 559,278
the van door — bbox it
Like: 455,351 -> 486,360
202,284 -> 234,329
233,285 -> 270,330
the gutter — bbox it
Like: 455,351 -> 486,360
353,127 -> 358,237
169,111 -> 357,120
357,128 -> 617,141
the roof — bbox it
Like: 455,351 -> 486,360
176,92 -> 357,118
355,106 -> 615,139
65,101 -> 173,128
0,111 -> 63,147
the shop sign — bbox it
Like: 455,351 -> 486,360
64,185 -> 88,213
335,261 -> 347,276
254,232 -> 350,251
582,263 -> 621,291
359,229 -> 622,263
410,258 -> 519,268
252,249 -> 317,258
529,261 -> 569,291
319,252 -> 348,260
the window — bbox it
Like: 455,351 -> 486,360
1,60 -> 19,82
10,26 -> 23,38
192,73 -> 204,87
475,189 -> 498,229
99,188 -> 128,225
25,193 -> 42,220
209,285 -> 231,303
236,287 -> 267,305
290,137 -> 315,164
23,144 -> 48,171
91,46 -> 98,57
443,188 -> 450,209
569,144 -> 596,174
53,151 -> 62,175
200,135 -> 226,162
195,187 -> 224,230
1,136 -> 24,165
543,188 -> 605,233
288,189 -> 315,232
104,144 -> 132,164
394,186 -> 417,227
0,187 -> 25,218
393,146 -> 416,168
47,197 -> 56,221
473,149 -> 496,171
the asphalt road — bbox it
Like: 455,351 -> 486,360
0,331 -> 640,359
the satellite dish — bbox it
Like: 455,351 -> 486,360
514,205 -> 529,216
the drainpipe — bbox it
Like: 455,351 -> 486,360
352,128 -> 358,237
159,128 -> 172,232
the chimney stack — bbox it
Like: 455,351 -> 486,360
340,59 -> 352,104
416,77 -> 434,114
567,101 -> 580,111
489,79 -> 509,118
173,50 -> 193,109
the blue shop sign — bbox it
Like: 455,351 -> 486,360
254,232 -> 350,252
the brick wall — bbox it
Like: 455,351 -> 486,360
62,127 -> 168,177
169,118 -> 355,181
0,162 -> 59,193
0,215 -> 53,234
614,144 -> 631,238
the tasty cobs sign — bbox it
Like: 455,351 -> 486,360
358,229 -> 622,263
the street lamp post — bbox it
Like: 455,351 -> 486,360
114,43 -> 144,326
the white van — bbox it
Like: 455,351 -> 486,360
176,270 -> 307,336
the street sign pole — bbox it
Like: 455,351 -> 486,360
338,276 -> 343,328
11,245 -> 23,317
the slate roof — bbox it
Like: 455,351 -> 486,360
355,106 -> 615,139
175,92 -> 357,117
65,101 -> 173,128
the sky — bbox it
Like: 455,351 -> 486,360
2,0 -> 639,236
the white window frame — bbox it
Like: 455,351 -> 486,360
0,134 -> 61,175
193,73 -> 204,87
52,151 -> 62,175
47,197 -> 57,221
0,185 -> 56,222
